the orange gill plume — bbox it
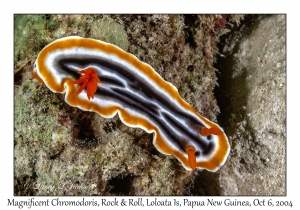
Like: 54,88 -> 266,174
72,68 -> 100,100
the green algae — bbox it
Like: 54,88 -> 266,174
14,15 -> 50,69
14,79 -> 70,194
14,14 -> 129,71
14,80 -> 66,146
88,15 -> 129,51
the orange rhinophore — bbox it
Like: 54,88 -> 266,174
33,36 -> 230,171
200,126 -> 223,137
185,146 -> 196,170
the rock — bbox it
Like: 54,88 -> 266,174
216,14 -> 286,195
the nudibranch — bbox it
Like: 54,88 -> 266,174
33,36 -> 230,171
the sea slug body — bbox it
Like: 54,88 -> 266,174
33,36 -> 230,171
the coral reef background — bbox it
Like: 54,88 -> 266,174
215,14 -> 286,195
14,14 -> 285,195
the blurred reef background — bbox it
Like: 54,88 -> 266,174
14,14 -> 285,195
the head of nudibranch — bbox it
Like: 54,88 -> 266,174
32,36 -> 230,171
